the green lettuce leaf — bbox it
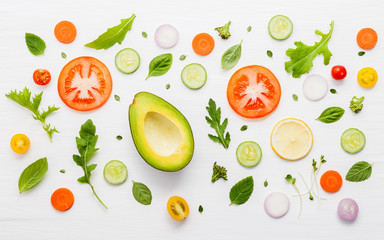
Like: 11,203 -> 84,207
285,21 -> 334,78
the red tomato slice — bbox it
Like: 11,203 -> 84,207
33,69 -> 51,85
227,65 -> 281,118
58,56 -> 112,111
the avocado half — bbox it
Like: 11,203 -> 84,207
129,92 -> 194,171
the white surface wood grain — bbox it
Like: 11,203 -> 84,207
1,0 -> 384,239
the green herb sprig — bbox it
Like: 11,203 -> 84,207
205,99 -> 231,149
212,162 -> 228,182
285,174 -> 302,217
349,96 -> 364,113
6,87 -> 59,142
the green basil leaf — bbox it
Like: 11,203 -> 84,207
221,40 -> 243,69
146,53 -> 173,80
85,14 -> 136,50
247,26 -> 252,32
358,51 -> 365,56
61,52 -> 67,59
179,54 -> 186,61
292,94 -> 298,101
198,205 -> 203,213
229,176 -> 254,205
132,181 -> 152,205
264,180 -> 268,187
114,94 -> 120,101
25,33 -> 46,56
18,157 -> 48,193
166,84 -> 171,89
316,107 -> 345,123
240,125 -> 248,131
330,89 -> 337,94
346,161 -> 373,182
142,32 -> 148,38
267,50 -> 273,58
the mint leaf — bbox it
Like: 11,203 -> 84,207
229,176 -> 254,205
85,14 -> 136,50
285,21 -> 334,78
346,161 -> 373,182
205,99 -> 231,149
25,33 -> 46,56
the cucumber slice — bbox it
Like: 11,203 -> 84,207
236,141 -> 262,167
268,15 -> 293,40
115,48 -> 140,74
341,128 -> 366,153
181,63 -> 207,89
103,160 -> 128,184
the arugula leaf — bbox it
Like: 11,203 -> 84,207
205,99 -> 231,149
132,181 -> 152,205
285,21 -> 334,78
211,162 -> 228,182
229,176 -> 254,205
85,14 -> 136,50
5,87 -> 59,142
316,106 -> 344,123
349,96 -> 364,113
146,53 -> 173,80
73,119 -> 107,209
346,161 -> 373,182
18,157 -> 48,193
25,33 -> 46,56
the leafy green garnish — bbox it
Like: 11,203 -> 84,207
25,33 -> 46,56
267,50 -> 273,57
346,161 -> 373,182
310,155 -> 326,200
5,87 -> 59,142
132,181 -> 152,205
349,96 -> 364,113
316,106 -> 344,123
166,84 -> 171,89
198,205 -> 203,213
264,180 -> 268,187
60,169 -> 66,173
221,40 -> 242,69
85,14 -> 136,50
240,125 -> 248,131
330,89 -> 337,94
142,31 -> 147,38
179,54 -> 186,61
61,52 -> 67,59
229,176 -> 254,205
116,135 -> 123,140
18,157 -> 48,193
73,119 -> 107,209
358,51 -> 365,56
215,21 -> 231,39
146,53 -> 173,80
285,174 -> 302,217
205,99 -> 231,149
247,26 -> 252,32
212,162 -> 228,182
114,94 -> 120,102
292,94 -> 298,101
285,21 -> 334,78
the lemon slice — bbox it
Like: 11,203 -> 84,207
271,118 -> 313,161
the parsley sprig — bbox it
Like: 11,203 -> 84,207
205,99 -> 231,149
5,87 -> 59,142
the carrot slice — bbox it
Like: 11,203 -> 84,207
51,188 -> 74,211
356,28 -> 378,50
192,33 -> 215,56
54,21 -> 77,44
320,170 -> 342,193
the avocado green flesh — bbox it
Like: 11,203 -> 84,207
129,92 -> 194,171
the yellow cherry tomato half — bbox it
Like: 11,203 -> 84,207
10,134 -> 30,154
167,196 -> 189,221
357,67 -> 378,88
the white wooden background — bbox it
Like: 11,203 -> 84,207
1,0 -> 383,239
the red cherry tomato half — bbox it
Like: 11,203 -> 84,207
33,69 -> 51,85
331,65 -> 347,80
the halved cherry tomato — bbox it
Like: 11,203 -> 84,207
357,67 -> 378,88
167,196 -> 189,221
227,65 -> 281,118
33,69 -> 51,85
10,134 -> 30,154
58,56 -> 112,111
331,65 -> 347,80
